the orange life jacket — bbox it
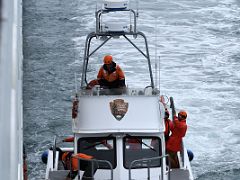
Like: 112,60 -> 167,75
97,65 -> 125,82
166,116 -> 187,152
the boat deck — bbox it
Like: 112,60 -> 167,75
48,170 -> 69,180
170,169 -> 190,180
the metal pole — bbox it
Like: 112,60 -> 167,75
168,155 -> 171,180
78,157 -> 80,180
138,32 -> 154,88
123,34 -> 148,58
53,136 -> 57,169
70,156 -> 73,179
123,32 -> 155,88
81,32 -> 95,88
87,36 -> 112,58
129,9 -> 137,34
147,162 -> 150,180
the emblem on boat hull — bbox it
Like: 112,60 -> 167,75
110,99 -> 128,121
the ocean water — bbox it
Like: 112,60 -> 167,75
23,0 -> 240,179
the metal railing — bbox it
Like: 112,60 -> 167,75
70,157 -> 114,180
95,8 -> 137,34
128,155 -> 170,180
52,136 -> 57,169
180,141 -> 185,168
81,31 -> 154,88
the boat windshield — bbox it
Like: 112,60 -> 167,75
123,136 -> 162,169
77,136 -> 116,169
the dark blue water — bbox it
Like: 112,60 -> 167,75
23,0 -> 79,178
23,0 -> 240,179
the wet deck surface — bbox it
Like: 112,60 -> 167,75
49,170 -> 70,180
170,169 -> 190,180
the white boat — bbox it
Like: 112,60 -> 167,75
0,0 -> 25,179
45,1 -> 194,179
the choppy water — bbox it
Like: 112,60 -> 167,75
23,0 -> 240,179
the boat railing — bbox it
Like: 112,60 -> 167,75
70,157 -> 114,180
96,8 -> 137,34
180,140 -> 187,168
52,136 -> 57,170
128,155 -> 171,180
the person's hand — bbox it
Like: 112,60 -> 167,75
160,95 -> 166,104
87,79 -> 99,89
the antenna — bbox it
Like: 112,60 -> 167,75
154,17 -> 157,88
158,56 -> 161,90
74,73 -> 78,93
129,0 -> 132,32
136,0 -> 139,17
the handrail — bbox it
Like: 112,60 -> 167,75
80,7 -> 155,89
95,8 -> 137,34
80,31 -> 155,88
180,140 -> 185,168
70,157 -> 114,180
123,32 -> 154,88
128,155 -> 171,180
52,136 -> 57,169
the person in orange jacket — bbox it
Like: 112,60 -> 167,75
87,55 -> 126,89
97,55 -> 125,88
166,110 -> 187,168
60,137 -> 98,179
61,151 -> 98,180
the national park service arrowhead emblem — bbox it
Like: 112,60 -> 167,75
110,99 -> 129,121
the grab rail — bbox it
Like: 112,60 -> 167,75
128,155 -> 170,180
180,140 -> 185,168
95,8 -> 137,34
70,157 -> 114,180
52,136 -> 57,169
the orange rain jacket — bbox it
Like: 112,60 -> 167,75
164,118 -> 174,141
166,116 -> 187,152
97,65 -> 125,82
62,152 -> 93,170
72,153 -> 93,170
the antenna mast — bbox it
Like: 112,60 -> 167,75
136,0 -> 139,17
74,73 -> 78,93
154,18 -> 158,88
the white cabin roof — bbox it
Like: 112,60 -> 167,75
73,94 -> 165,134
